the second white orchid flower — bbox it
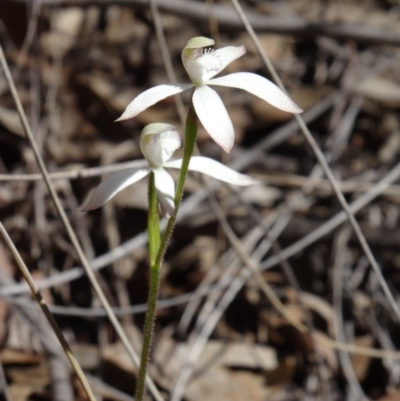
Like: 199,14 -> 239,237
82,123 -> 256,215
117,37 -> 302,153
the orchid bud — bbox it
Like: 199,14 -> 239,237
140,123 -> 181,167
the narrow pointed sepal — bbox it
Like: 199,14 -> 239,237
164,156 -> 256,186
192,85 -> 234,152
116,84 -> 193,121
208,72 -> 303,114
153,168 -> 175,216
81,168 -> 150,211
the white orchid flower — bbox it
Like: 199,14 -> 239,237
116,37 -> 302,153
82,123 -> 256,215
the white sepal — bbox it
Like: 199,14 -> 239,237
208,72 -> 303,114
153,167 -> 175,216
165,156 -> 256,186
116,84 -> 193,121
192,85 -> 234,153
81,168 -> 150,211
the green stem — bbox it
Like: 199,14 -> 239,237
134,104 -> 198,401
135,172 -> 160,401
147,172 -> 161,266
155,103 -> 198,268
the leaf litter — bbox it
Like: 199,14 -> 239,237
0,0 -> 400,400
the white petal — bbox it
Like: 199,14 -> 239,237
208,72 -> 303,114
165,157 -> 256,186
81,168 -> 150,211
192,85 -> 234,153
153,168 -> 175,216
201,46 -> 246,81
116,84 -> 193,121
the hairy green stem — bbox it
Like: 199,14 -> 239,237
135,172 -> 161,401
155,104 -> 198,268
135,105 -> 198,401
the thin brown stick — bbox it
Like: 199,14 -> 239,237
0,222 -> 97,401
332,226 -> 366,399
16,0 -> 42,70
0,160 -> 148,181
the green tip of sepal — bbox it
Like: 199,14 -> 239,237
184,37 -> 215,49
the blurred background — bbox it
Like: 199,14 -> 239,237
1,0 -> 400,400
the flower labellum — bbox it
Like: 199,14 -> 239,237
117,37 -> 303,153
82,123 -> 256,215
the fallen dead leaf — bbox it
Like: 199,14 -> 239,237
351,335 -> 374,381
0,349 -> 43,365
184,365 -> 271,401
9,384 -> 36,401
71,343 -> 100,370
264,355 -> 296,387
351,76 -> 400,108
7,362 -> 50,386
0,107 -> 25,137
40,8 -> 85,58
154,337 -> 278,380
240,184 -> 281,207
